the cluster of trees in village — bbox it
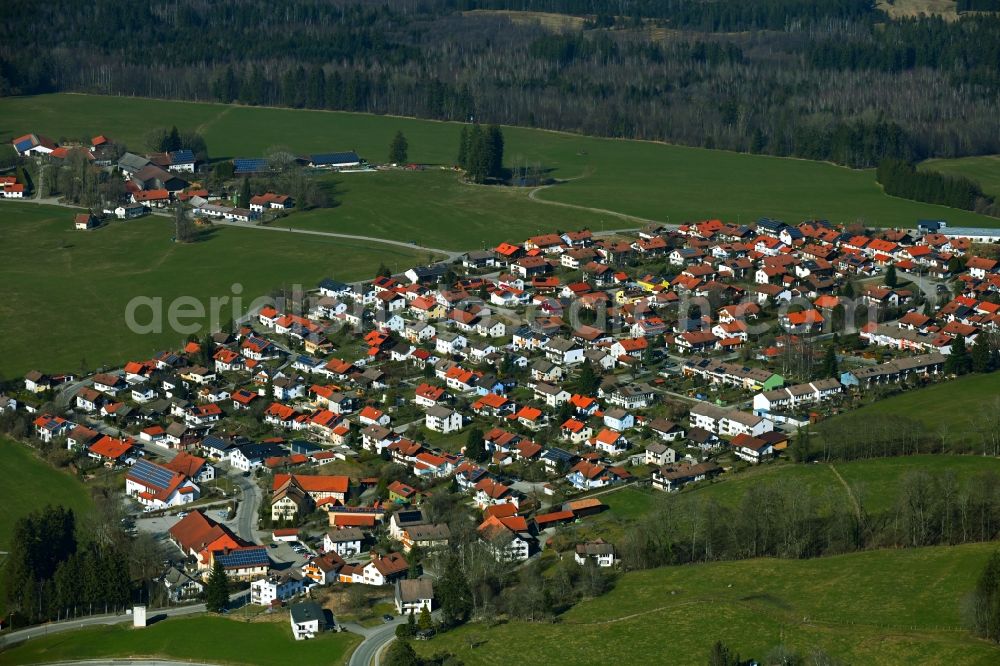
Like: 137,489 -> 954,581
615,467 -> 1000,571
877,159 -> 995,215
3,502 -> 161,624
2,2 -> 999,166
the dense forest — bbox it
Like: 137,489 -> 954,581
0,0 -> 998,167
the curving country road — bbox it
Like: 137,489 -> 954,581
346,618 -> 403,666
7,195 -> 459,262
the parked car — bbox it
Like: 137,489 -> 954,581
382,614 -> 394,623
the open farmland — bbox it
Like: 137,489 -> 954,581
0,202 -> 431,377
414,543 -> 1000,666
1,93 -> 998,241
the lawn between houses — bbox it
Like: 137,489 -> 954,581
1,93 -> 997,249
0,615 -> 360,666
0,201 -> 433,378
414,542 -> 1000,666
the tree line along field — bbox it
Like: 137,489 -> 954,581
0,615 -> 360,666
412,543 -> 1000,665
1,93 -> 998,247
0,202 -> 432,377
920,155 -> 1000,200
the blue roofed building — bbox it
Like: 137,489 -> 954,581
169,149 -> 196,172
12,133 -> 57,156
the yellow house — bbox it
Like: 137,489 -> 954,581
636,274 -> 669,292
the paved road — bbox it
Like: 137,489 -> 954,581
231,473 -> 264,543
346,618 -> 405,666
0,592 -> 250,649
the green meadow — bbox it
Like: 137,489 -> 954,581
1,93 -> 997,245
414,543 -> 1000,665
817,372 -> 1000,448
0,436 -> 92,549
0,615 -> 360,666
921,155 -> 1000,200
0,202 -> 430,377
596,454 -> 1000,524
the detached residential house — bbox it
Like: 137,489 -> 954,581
126,459 -> 199,510
732,433 -> 775,464
574,539 -> 615,567
651,462 -> 722,492
290,601 -> 328,640
323,528 -> 365,557
425,405 -> 462,433
395,578 -> 434,615
250,572 -> 304,606
644,443 -> 676,467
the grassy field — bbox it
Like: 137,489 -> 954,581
0,615 -> 360,666
291,169 -> 610,251
594,455 -> 1000,529
415,543 -> 1000,665
0,436 -> 92,549
1,93 -> 997,238
921,154 -> 1000,200
0,201 -> 430,377
668,455 -> 1000,515
819,372 -> 1000,446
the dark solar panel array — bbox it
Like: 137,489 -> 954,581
233,158 -> 270,174
130,459 -> 175,489
218,547 -> 269,567
170,149 -> 195,163
309,151 -> 360,165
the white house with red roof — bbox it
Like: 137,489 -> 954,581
126,458 -> 200,511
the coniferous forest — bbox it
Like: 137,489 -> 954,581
0,1 -> 998,168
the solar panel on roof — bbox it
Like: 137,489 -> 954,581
233,158 -> 270,174
14,138 -> 34,152
309,151 -> 360,165
217,547 -> 269,567
170,149 -> 195,163
129,459 -> 175,489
